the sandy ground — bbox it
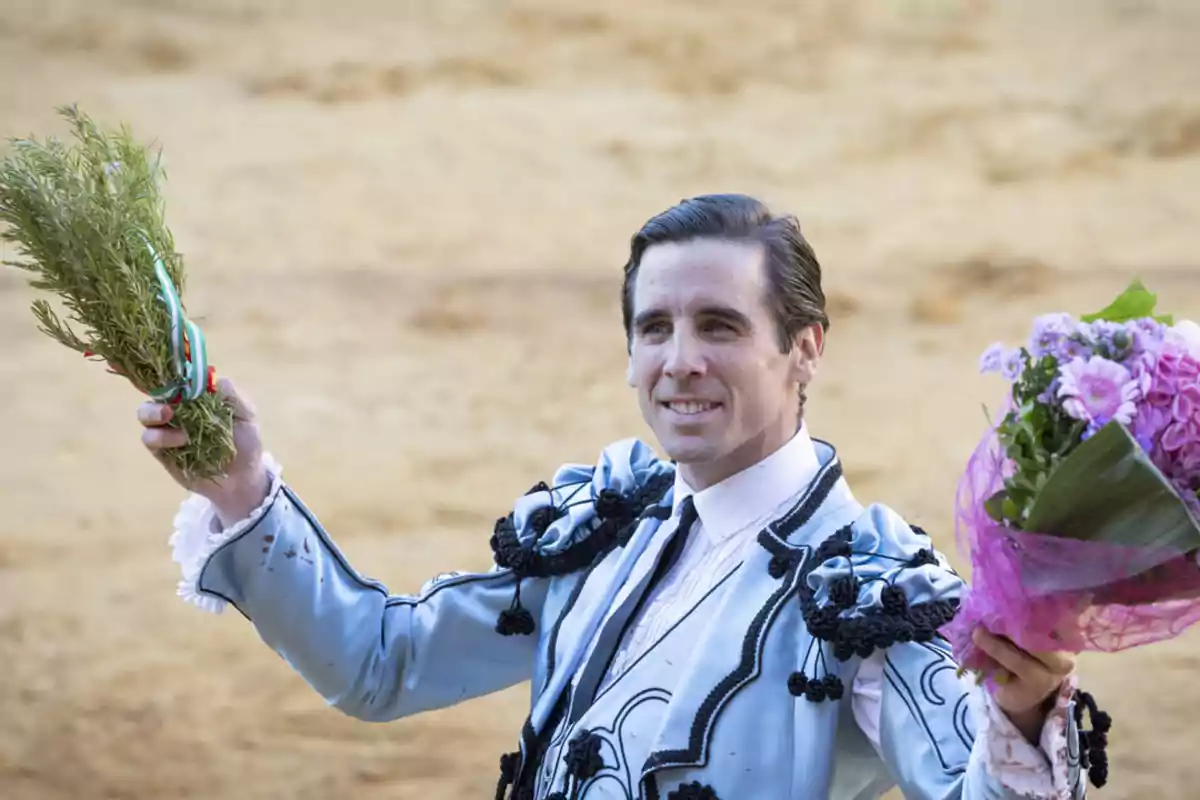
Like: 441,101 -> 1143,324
2,0 -> 1200,797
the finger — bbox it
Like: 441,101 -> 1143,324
217,377 -> 257,423
982,632 -> 1075,675
142,425 -> 189,450
1024,650 -> 1075,676
967,652 -> 1010,683
972,629 -> 1043,680
137,401 -> 174,427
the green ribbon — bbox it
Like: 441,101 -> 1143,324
137,232 -> 209,403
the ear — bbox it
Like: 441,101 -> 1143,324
790,323 -> 823,384
626,357 -> 636,387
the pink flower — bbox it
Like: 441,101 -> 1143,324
1131,404 -> 1171,450
1162,422 -> 1200,453
1173,386 -> 1200,423
1056,356 -> 1140,428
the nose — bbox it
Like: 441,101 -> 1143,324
663,329 -> 706,379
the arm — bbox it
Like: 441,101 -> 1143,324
170,452 -> 549,721
858,637 -> 1086,800
808,504 -> 1100,799
167,437 -> 674,724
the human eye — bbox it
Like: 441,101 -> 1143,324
699,316 -> 740,338
637,319 -> 670,339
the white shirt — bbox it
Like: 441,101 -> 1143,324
593,426 -> 886,746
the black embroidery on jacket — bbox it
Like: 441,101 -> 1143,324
540,687 -> 674,799
880,638 -> 974,771
490,471 -> 674,638
640,458 -> 843,776
493,472 -> 674,798
789,519 -> 961,704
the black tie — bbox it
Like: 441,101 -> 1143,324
568,496 -> 700,723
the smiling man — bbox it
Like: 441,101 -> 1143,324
147,194 -> 1104,799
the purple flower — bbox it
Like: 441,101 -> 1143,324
1000,349 -> 1025,381
1078,319 -> 1145,364
1061,335 -> 1092,361
1028,313 -> 1074,358
1125,319 -> 1166,357
1173,386 -> 1200,425
979,343 -> 1006,375
1131,404 -> 1170,445
1056,356 -> 1140,428
1128,336 -> 1200,497
1037,376 -> 1062,405
1162,421 -> 1200,453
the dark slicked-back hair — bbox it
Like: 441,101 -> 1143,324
621,193 -> 829,351
620,194 -> 829,416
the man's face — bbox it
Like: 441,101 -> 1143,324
627,238 -> 822,489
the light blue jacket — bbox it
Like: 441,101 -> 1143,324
187,437 -> 1105,799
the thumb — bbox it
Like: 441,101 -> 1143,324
217,377 -> 257,423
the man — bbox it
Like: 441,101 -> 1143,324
145,195 -> 1106,799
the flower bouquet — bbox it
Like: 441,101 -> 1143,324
0,105 -> 234,481
941,279 -> 1200,673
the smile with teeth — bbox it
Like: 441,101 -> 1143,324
662,400 -> 720,415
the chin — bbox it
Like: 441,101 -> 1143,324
657,432 -> 723,466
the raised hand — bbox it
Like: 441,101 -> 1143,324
972,627 -> 1076,742
139,376 -> 272,525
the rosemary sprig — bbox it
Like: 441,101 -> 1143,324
0,105 -> 234,481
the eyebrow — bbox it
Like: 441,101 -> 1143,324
632,305 -> 753,330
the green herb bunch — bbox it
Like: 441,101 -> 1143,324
0,105 -> 234,482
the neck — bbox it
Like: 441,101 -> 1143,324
677,415 -> 802,491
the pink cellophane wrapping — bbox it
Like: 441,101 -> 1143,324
941,427 -> 1200,670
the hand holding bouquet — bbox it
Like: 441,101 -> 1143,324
0,105 -> 235,482
942,280 -> 1200,672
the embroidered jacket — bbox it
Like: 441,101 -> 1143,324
170,436 -> 1109,799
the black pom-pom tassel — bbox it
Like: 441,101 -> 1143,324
880,585 -> 909,616
525,480 -> 550,496
828,575 -> 859,609
594,488 -> 634,524
815,538 -> 853,564
907,548 -> 938,568
495,751 -> 520,800
787,671 -> 809,696
527,505 -> 561,536
667,781 -> 720,800
1074,690 -> 1112,789
564,730 -> 604,781
496,605 -> 535,636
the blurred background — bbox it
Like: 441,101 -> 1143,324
2,0 -> 1199,797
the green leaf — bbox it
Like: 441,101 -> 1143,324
1081,278 -> 1174,324
985,491 -> 1008,523
1023,421 -> 1200,551
1002,496 -> 1022,522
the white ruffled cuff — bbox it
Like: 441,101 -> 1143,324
977,674 -> 1079,800
169,452 -> 285,614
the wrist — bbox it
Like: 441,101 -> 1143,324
1002,692 -> 1057,744
211,465 -> 272,527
